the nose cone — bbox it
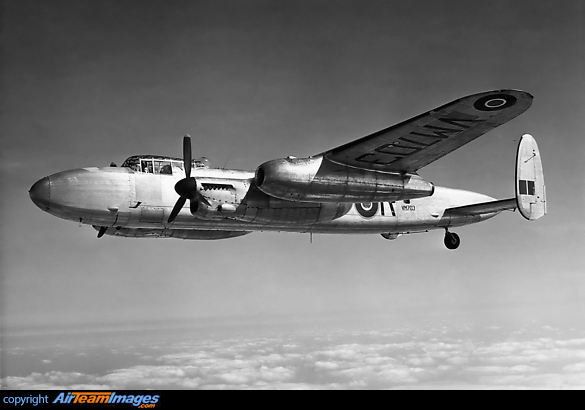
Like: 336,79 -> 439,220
29,177 -> 50,210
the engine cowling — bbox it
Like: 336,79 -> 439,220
255,155 -> 434,203
189,178 -> 243,220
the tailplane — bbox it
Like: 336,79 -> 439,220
516,134 -> 546,220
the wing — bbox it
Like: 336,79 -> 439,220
323,89 -> 533,174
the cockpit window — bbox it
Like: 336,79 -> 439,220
141,159 -> 154,173
121,155 -> 208,174
172,162 -> 184,173
154,160 -> 172,174
141,159 -> 173,174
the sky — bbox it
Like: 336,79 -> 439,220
1,0 -> 584,390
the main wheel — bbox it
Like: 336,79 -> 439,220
444,232 -> 461,250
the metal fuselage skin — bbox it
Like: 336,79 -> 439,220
30,164 -> 499,238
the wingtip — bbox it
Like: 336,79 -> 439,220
502,89 -> 533,100
477,89 -> 533,99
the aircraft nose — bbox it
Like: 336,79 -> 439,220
29,177 -> 51,210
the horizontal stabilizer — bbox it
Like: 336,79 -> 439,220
516,134 -> 546,220
445,198 -> 516,216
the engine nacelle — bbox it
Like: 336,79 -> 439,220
255,155 -> 434,203
191,200 -> 222,220
190,199 -> 239,220
189,177 -> 244,220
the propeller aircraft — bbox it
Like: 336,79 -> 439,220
29,89 -> 546,249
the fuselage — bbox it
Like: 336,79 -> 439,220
29,164 -> 499,239
28,90 -> 544,245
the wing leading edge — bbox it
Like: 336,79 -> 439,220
323,89 -> 533,174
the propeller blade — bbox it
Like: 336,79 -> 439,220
97,226 -> 108,238
190,199 -> 199,215
168,197 -> 187,223
197,191 -> 211,207
168,134 -> 202,223
183,135 -> 192,179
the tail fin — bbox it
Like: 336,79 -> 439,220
516,134 -> 546,220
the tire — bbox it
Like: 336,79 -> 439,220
444,232 -> 461,250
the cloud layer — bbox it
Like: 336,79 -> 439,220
3,323 -> 585,390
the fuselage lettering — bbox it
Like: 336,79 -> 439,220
356,202 -> 399,218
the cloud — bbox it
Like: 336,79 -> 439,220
4,372 -> 108,390
563,362 -> 585,373
3,325 -> 585,390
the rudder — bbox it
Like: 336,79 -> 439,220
516,134 -> 546,220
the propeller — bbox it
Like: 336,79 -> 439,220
167,135 -> 209,223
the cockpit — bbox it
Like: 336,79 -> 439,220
121,155 -> 209,175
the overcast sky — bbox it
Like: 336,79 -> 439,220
1,0 -> 584,389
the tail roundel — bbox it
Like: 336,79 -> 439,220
516,134 -> 546,220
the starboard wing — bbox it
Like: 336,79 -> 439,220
323,89 -> 533,173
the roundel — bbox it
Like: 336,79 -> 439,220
355,202 -> 378,218
473,93 -> 517,112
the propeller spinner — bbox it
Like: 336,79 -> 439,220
167,135 -> 209,223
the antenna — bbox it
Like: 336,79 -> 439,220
222,151 -> 234,169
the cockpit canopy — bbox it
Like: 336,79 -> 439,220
121,155 -> 209,175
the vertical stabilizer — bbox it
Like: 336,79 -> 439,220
516,134 -> 546,220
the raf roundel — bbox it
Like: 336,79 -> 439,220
473,93 -> 517,112
355,202 -> 378,218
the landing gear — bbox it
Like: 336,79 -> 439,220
444,230 -> 460,250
